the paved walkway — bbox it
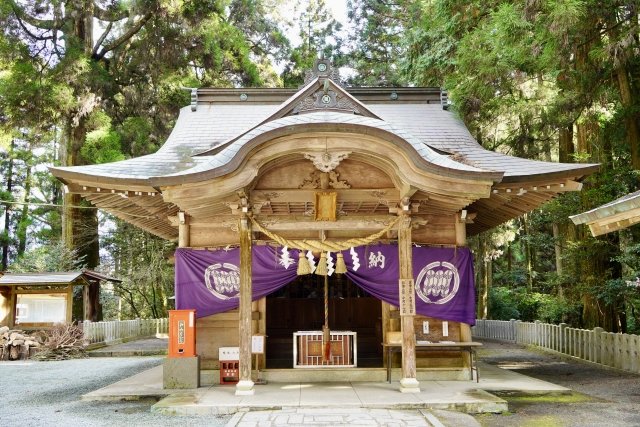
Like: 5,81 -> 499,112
225,408 -> 480,427
82,360 -> 567,415
475,338 -> 640,427
88,337 -> 168,357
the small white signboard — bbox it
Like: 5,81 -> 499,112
442,321 -> 449,337
252,335 -> 265,354
219,347 -> 239,361
399,279 -> 416,316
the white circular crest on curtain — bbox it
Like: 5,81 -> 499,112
204,263 -> 240,300
415,261 -> 460,305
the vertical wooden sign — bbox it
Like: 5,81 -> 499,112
399,279 -> 416,316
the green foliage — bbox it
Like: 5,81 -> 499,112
488,286 -> 581,324
8,242 -> 86,273
81,113 -> 125,164
487,287 -> 520,320
281,0 -> 343,87
101,218 -> 176,319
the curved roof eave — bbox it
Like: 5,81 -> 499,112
148,112 -> 505,187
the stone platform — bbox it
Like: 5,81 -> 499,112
81,362 -> 569,415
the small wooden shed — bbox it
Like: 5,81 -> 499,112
0,270 -> 121,330
571,190 -> 640,236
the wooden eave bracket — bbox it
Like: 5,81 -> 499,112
492,179 -> 583,194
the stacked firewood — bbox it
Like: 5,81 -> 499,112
32,323 -> 88,361
0,326 -> 42,360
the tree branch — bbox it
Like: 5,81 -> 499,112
93,13 -> 153,61
93,5 -> 129,22
93,22 -> 113,56
8,0 -> 60,30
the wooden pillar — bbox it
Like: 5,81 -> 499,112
381,300 -> 390,368
236,215 -> 254,395
257,297 -> 266,369
398,214 -> 419,393
456,212 -> 473,372
455,211 -> 466,247
178,212 -> 190,248
83,285 -> 89,321
67,284 -> 74,323
9,289 -> 15,328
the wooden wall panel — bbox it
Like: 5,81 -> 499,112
413,316 -> 463,368
256,160 -> 316,189
333,160 -> 395,188
0,290 -> 9,327
196,310 -> 239,369
190,227 -> 240,247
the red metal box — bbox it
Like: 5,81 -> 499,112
168,310 -> 196,358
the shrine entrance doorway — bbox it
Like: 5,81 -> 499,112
265,274 -> 382,368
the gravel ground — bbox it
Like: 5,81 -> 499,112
475,338 -> 640,427
0,356 -> 231,427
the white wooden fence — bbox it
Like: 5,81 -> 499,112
83,318 -> 169,346
472,319 -> 640,374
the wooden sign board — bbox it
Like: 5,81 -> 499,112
399,279 -> 416,316
219,346 -> 239,361
251,335 -> 265,354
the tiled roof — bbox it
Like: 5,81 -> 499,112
367,104 -> 599,182
50,92 -> 597,186
157,111 -> 489,181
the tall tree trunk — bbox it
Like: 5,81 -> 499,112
2,138 -> 15,270
558,125 -> 574,163
17,158 -> 32,255
62,117 -> 101,321
553,224 -> 564,296
523,214 -> 533,291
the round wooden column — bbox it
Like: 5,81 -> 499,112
455,212 -> 473,371
398,214 -> 420,393
236,215 -> 255,395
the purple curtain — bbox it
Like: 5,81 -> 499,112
343,244 -> 476,325
175,246 -> 298,318
175,244 -> 475,325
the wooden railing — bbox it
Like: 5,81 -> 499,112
472,319 -> 640,374
82,318 -> 169,346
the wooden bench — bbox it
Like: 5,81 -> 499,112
382,342 -> 482,383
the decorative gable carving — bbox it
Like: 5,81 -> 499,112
303,151 -> 351,173
292,90 -> 362,115
298,169 -> 351,189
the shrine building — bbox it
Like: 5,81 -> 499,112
49,59 -> 598,394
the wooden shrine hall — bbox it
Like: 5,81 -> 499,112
50,58 -> 598,394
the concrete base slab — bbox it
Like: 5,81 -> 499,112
200,366 -> 468,385
163,356 -> 200,389
83,361 -> 569,415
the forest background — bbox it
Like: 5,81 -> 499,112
1,0 -> 639,333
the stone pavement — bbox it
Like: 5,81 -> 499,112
81,361 -> 568,416
88,337 -> 168,357
224,408 -> 482,427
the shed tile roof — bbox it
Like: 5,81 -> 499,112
0,270 -> 121,285
570,190 -> 640,225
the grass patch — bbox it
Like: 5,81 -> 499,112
499,391 -> 596,404
517,415 -> 566,427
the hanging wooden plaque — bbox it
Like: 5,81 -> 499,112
314,192 -> 337,221
399,279 -> 416,316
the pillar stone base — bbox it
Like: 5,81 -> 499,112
399,377 -> 420,393
235,379 -> 255,395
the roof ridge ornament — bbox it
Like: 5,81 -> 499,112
302,55 -> 343,87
